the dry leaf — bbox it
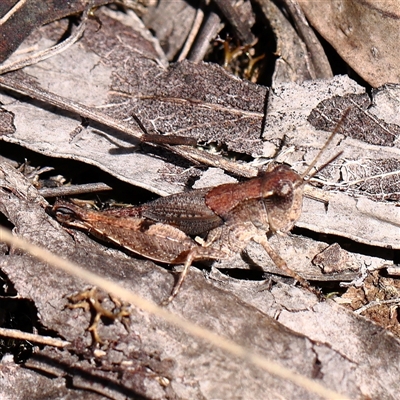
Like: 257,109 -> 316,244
298,0 -> 400,87
0,0 -> 112,63
0,8 -> 266,195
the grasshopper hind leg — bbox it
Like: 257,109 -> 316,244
162,245 -> 230,305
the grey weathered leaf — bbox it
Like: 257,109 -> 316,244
263,77 -> 400,249
0,8 -> 265,195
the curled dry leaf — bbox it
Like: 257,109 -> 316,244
141,0 -> 202,60
255,0 -> 332,84
298,0 -> 400,87
0,0 -> 113,63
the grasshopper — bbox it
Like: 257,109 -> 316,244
53,115 -> 345,304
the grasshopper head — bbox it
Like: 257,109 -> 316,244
261,109 -> 349,233
261,164 -> 304,233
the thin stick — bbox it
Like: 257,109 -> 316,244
38,182 -> 112,198
355,298 -> 400,315
0,327 -> 70,348
178,1 -> 205,61
0,0 -> 28,24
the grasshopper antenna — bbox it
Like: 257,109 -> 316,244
300,108 -> 350,181
304,151 -> 343,183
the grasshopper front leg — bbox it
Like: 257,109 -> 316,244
253,233 -> 322,298
164,244 -> 230,304
164,222 -> 259,304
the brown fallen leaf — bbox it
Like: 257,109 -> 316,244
0,0 -> 113,63
298,0 -> 400,87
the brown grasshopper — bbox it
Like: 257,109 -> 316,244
52,116 -> 345,304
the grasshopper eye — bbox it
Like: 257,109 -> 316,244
276,182 -> 292,197
272,180 -> 294,200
